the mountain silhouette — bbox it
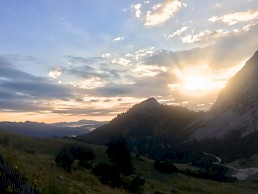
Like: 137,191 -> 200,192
78,98 -> 201,145
0,120 -> 106,137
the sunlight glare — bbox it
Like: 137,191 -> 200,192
169,64 -> 226,96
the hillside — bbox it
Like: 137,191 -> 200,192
78,98 -> 202,160
79,98 -> 201,144
0,130 -> 258,194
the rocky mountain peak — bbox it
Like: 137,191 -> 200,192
137,97 -> 160,108
213,49 -> 258,114
190,50 -> 258,140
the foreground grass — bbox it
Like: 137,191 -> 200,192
0,130 -> 126,194
0,130 -> 258,194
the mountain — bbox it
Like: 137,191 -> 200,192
0,120 -> 107,138
78,98 -> 202,147
50,119 -> 108,129
79,50 -> 258,162
189,50 -> 258,140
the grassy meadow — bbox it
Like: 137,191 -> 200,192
0,130 -> 258,194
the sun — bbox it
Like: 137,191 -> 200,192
169,65 -> 226,96
182,76 -> 215,91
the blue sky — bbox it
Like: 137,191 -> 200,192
1,0 -> 258,122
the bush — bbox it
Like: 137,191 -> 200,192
55,143 -> 95,171
92,162 -> 122,187
154,160 -> 178,174
106,139 -> 133,176
128,175 -> 145,193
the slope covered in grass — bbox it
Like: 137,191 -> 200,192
0,130 -> 258,194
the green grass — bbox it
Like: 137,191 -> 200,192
226,154 -> 258,169
0,130 -> 126,194
0,130 -> 258,194
132,155 -> 258,194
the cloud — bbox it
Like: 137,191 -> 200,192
133,64 -> 167,77
132,4 -> 142,18
209,9 -> 258,25
75,77 -> 108,89
181,29 -> 229,44
102,53 -> 111,58
112,58 -> 131,66
0,57 -> 73,113
180,22 -> 258,44
48,68 -> 62,78
1,21 -> 258,118
145,0 -> 184,26
63,55 -> 131,86
89,72 -> 171,98
66,55 -> 104,64
168,26 -> 188,38
113,36 -> 124,41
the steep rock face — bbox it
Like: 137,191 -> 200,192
191,50 -> 258,140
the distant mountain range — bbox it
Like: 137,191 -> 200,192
79,49 -> 258,162
0,120 -> 107,138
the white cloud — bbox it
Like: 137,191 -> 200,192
112,58 -> 131,66
134,48 -> 155,61
242,22 -> 258,31
145,0 -> 184,26
209,10 -> 258,25
168,26 -> 188,38
181,21 -> 258,44
214,3 -> 222,8
113,36 -> 124,41
48,68 -> 62,79
133,64 -> 167,77
181,29 -> 229,44
79,77 -> 108,89
132,4 -> 142,18
102,53 -> 111,58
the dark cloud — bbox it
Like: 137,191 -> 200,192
66,56 -> 104,64
83,72 -> 172,98
0,58 -> 73,112
52,107 -> 124,116
62,55 -> 128,82
0,100 -> 47,112
0,54 -> 40,64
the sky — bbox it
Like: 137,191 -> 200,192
0,0 -> 258,123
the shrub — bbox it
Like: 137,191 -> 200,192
55,146 -> 74,171
55,143 -> 95,171
106,139 -> 133,176
92,162 -> 122,187
128,175 -> 145,193
154,160 -> 178,174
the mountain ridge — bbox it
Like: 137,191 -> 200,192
190,50 -> 258,139
0,120 -> 107,138
78,98 -> 202,146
